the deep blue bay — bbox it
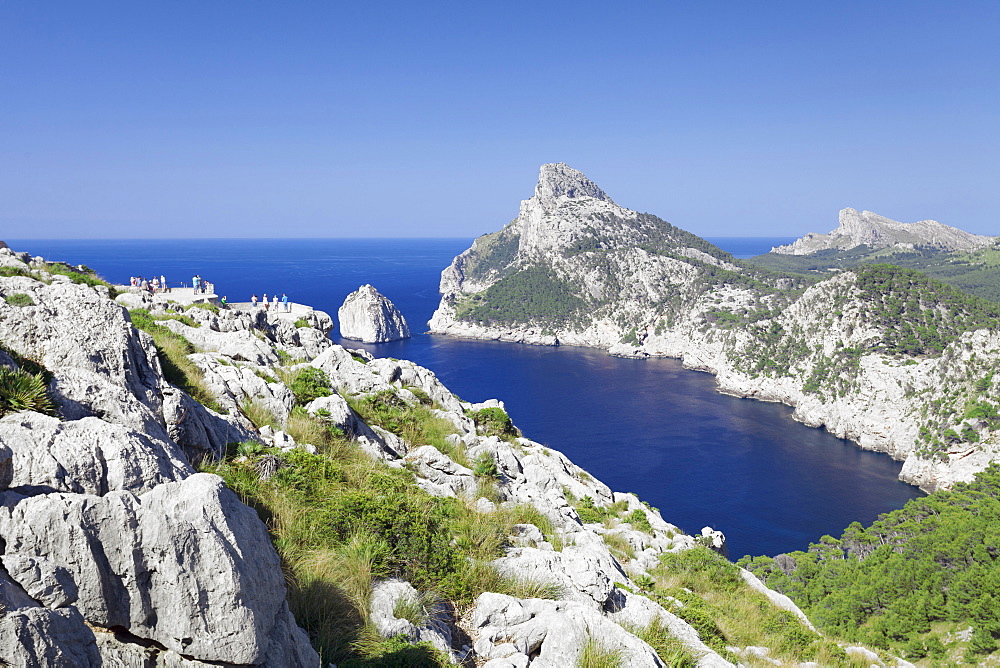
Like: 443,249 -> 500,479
11,237 -> 924,558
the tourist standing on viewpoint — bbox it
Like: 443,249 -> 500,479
252,294 -> 258,308
282,293 -> 289,312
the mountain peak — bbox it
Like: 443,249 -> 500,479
534,163 -> 612,205
772,208 -> 995,255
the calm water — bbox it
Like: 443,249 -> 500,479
10,237 -> 922,558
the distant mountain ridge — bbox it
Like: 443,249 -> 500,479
772,208 -> 995,255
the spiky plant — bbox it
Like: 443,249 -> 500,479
0,367 -> 56,416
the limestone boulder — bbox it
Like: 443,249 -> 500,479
161,386 -> 255,463
404,445 -> 476,496
370,579 -> 455,661
470,593 -> 663,668
338,284 -> 411,342
0,473 -> 317,665
0,412 -> 191,496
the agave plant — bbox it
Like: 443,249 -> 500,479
0,366 -> 56,416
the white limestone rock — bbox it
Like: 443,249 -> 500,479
0,473 -> 317,665
404,445 -> 476,497
338,284 -> 411,343
370,579 -> 456,661
0,412 -> 191,496
772,207 -> 996,255
469,593 -> 664,668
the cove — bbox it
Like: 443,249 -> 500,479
11,238 -> 925,558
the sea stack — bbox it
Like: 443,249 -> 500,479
338,284 -> 411,343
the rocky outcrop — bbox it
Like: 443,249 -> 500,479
429,165 -> 1000,492
771,207 -> 995,255
0,255 -> 319,666
338,284 -> 411,342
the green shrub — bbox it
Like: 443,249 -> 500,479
4,293 -> 34,307
349,390 -> 457,452
574,496 -> 609,524
240,398 -> 280,430
470,407 -> 518,440
406,386 -> 434,407
577,635 -> 625,668
472,453 -> 499,479
41,262 -> 112,288
294,318 -> 310,328
289,367 -> 333,405
0,367 -> 56,416
628,618 -> 697,667
185,302 -> 220,314
627,508 -> 653,533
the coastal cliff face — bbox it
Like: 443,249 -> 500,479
771,207 -> 996,255
429,164 -> 1000,492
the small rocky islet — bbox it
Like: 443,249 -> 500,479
0,162 -> 999,664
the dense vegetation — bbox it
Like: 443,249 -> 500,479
849,265 -> 1000,355
456,263 -> 588,327
740,464 -> 1000,663
748,242 -> 1000,303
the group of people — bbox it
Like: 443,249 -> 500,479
251,293 -> 291,312
191,275 -> 214,294
129,275 -> 168,293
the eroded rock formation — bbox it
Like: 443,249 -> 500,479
338,284 -> 411,343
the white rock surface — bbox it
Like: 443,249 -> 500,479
338,284 -> 411,342
469,593 -> 667,668
772,207 -> 996,255
0,412 -> 191,496
370,579 -> 456,661
0,473 -> 315,664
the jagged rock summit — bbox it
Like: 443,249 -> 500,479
771,207 -> 995,255
338,284 -> 411,343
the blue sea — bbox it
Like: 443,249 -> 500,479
9,237 -> 923,558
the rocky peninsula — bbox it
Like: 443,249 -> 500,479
429,163 -> 1000,492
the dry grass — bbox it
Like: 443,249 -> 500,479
577,635 -> 626,668
602,532 -> 635,563
240,398 -> 279,430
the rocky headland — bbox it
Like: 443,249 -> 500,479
429,163 -> 1000,492
771,208 -> 996,255
338,283 -> 411,343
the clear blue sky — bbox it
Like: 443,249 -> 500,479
2,1 -> 997,238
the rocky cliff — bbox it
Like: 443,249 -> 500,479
338,283 -> 411,342
771,207 -> 995,255
0,253 -> 319,665
429,164 -> 1000,492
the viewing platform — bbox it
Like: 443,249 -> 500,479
117,286 -> 324,326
